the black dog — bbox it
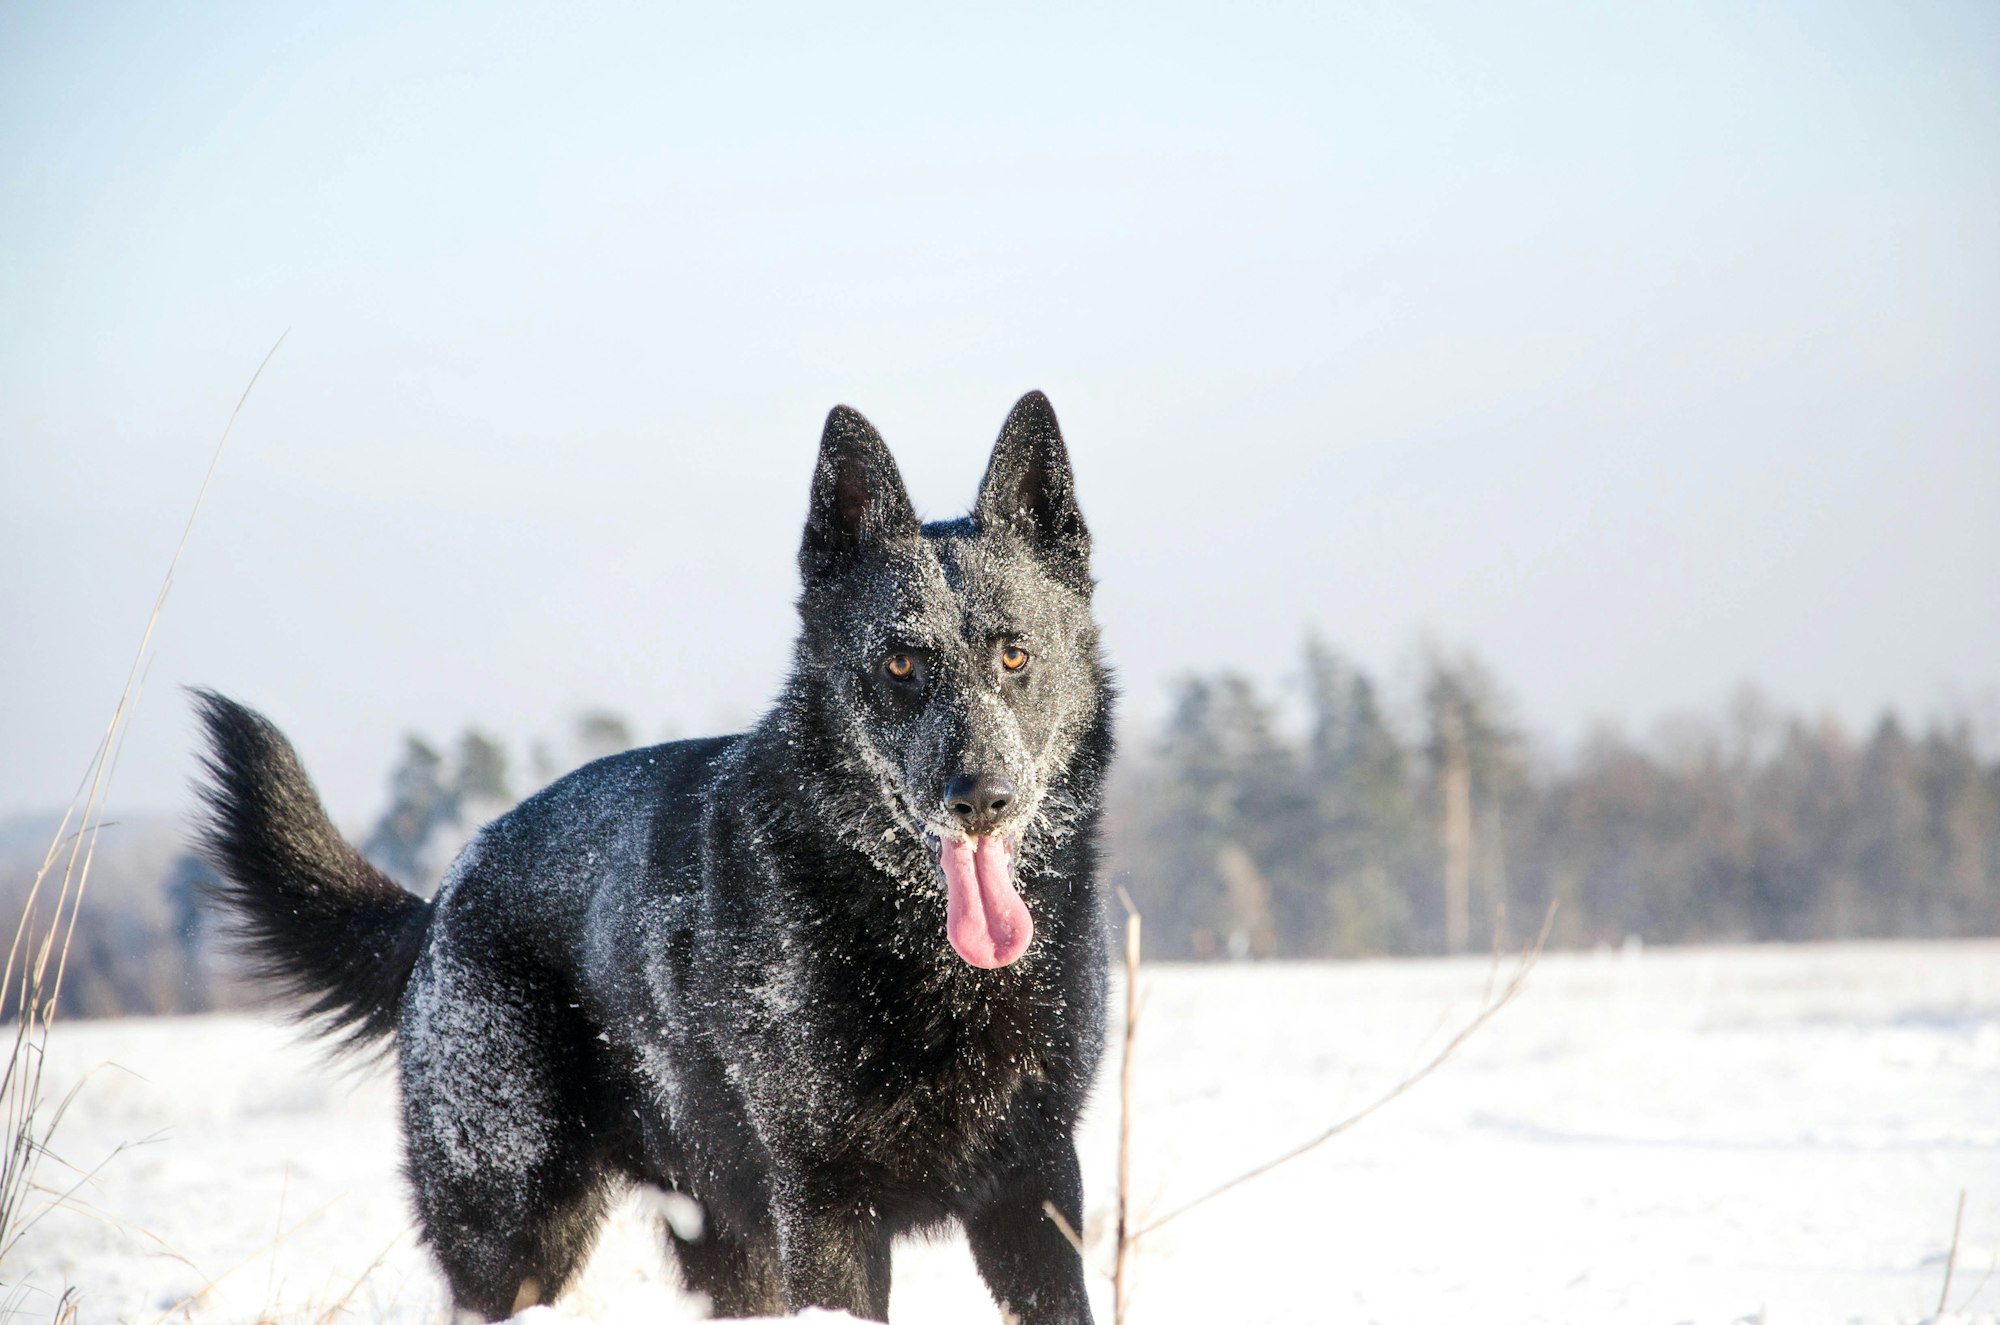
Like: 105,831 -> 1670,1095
194,392 -> 1113,1321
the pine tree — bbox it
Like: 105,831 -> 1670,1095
364,736 -> 451,888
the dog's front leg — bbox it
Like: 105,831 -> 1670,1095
964,1141 -> 1094,1324
772,1188 -> 892,1321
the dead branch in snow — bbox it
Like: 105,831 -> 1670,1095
1940,1187 -> 1968,1316
1127,899 -> 1556,1245
1112,886 -> 1141,1325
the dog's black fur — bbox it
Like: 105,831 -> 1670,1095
194,393 -> 1112,1322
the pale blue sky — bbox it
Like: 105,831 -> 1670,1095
3,1 -> 1996,824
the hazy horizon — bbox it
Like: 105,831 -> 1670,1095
4,2 -> 1996,827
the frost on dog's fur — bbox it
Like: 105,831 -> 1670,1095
193,392 -> 1114,1324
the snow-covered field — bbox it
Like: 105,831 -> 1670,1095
17,941 -> 2000,1324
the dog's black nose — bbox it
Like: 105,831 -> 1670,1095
944,772 -> 1015,832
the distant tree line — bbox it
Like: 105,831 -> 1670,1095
1107,640 -> 2000,958
15,658 -> 1999,1020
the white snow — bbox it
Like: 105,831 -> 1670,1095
16,940 -> 2000,1323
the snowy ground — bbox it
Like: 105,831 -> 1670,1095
15,940 -> 2000,1324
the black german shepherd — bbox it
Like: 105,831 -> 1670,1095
193,392 -> 1112,1322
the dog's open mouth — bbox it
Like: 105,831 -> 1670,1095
931,833 -> 1033,969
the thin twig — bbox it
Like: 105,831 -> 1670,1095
1112,886 -> 1141,1325
152,1194 -> 342,1324
267,1161 -> 292,1307
2,1280 -> 47,1316
13,330 -> 282,1014
313,1224 -> 416,1325
45,654 -> 157,1020
1952,1234 -> 2000,1315
6,1131 -> 168,1252
1940,1187 -> 1968,1316
1040,1200 -> 1085,1258
1481,895 -> 1510,1002
1131,900 -> 1556,1242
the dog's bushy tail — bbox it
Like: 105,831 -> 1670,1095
191,689 -> 431,1052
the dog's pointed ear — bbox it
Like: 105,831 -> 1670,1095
975,391 -> 1091,589
800,405 -> 920,582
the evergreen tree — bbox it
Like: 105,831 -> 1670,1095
576,711 -> 636,765
1303,640 -> 1416,955
1421,652 -> 1521,953
364,736 -> 451,887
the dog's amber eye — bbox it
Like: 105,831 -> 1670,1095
884,654 -> 915,680
1000,645 -> 1030,672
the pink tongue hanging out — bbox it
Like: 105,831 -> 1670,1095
937,835 -> 1034,968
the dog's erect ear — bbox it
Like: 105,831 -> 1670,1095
975,391 -> 1091,588
800,405 -> 920,582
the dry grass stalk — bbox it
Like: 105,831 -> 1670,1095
153,1192 -> 343,1324
1940,1187 -> 1968,1316
0,335 -> 284,1277
311,1226 -> 415,1325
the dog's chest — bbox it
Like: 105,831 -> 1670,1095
813,972 -> 1067,1168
